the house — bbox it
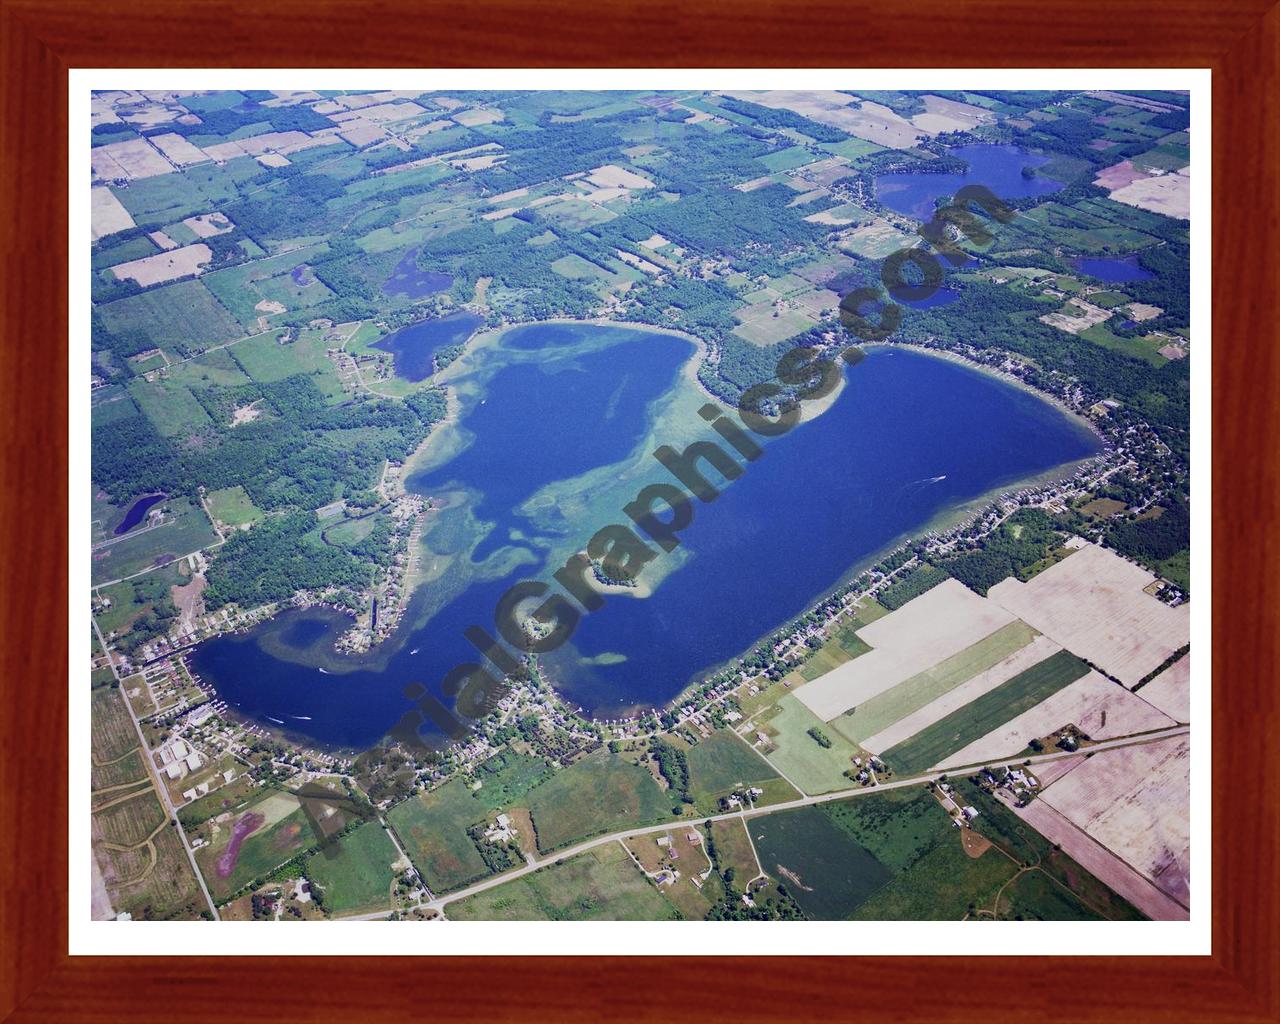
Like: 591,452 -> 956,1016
962,806 -> 980,821
165,762 -> 184,780
184,751 -> 203,772
656,836 -> 670,848
686,831 -> 701,845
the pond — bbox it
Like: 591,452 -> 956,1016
371,312 -> 484,383
114,493 -> 166,535
875,144 -> 1062,220
383,247 -> 454,300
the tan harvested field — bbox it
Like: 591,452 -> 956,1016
804,205 -> 864,226
349,101 -> 428,124
1014,792 -> 1188,920
91,186 -> 135,240
256,152 -> 291,168
861,634 -> 1061,754
720,90 -> 925,149
586,164 -> 654,190
986,541 -> 1191,687
1127,303 -> 1163,321
110,243 -> 213,287
451,106 -> 503,127
1029,752 -> 1086,788
149,230 -> 178,250
183,212 -> 234,238
911,94 -> 995,134
1093,159 -> 1149,191
1137,653 -> 1191,722
939,670 -> 1176,769
1110,169 -> 1191,219
1039,734 -> 1190,907
148,132 -> 209,166
92,138 -> 174,181
1040,298 -> 1115,335
837,219 -> 913,259
795,579 -> 1015,721
339,124 -> 389,148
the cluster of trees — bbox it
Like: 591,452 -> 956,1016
714,96 -> 850,143
203,511 -> 369,609
806,726 -> 833,749
163,100 -> 333,141
877,563 -> 950,610
1105,501 -> 1189,565
466,823 -> 522,874
942,508 -> 1063,595
649,737 -> 690,802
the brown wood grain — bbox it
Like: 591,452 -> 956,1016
1,1 -> 1276,1020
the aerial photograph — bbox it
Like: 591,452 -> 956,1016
87,86 -> 1193,926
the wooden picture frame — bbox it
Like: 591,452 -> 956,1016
2,1 -> 1275,1019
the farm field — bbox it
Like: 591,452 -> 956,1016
91,686 -> 205,920
306,821 -> 401,917
127,377 -> 212,437
749,805 -> 891,919
386,778 -> 492,893
757,694 -> 863,795
525,750 -> 672,852
986,541 -> 1190,687
795,579 -> 1017,722
447,842 -> 678,921
883,649 -> 1089,774
470,750 -> 554,811
685,729 -> 791,813
939,669 -> 1175,769
96,279 -> 244,358
229,330 -> 347,400
1135,652 -> 1191,722
833,621 -> 1042,748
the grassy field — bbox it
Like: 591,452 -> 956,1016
306,821 -> 400,917
707,816 -> 762,883
195,790 -> 316,903
685,729 -> 789,813
205,485 -> 264,528
91,497 -> 220,585
822,786 -> 955,873
750,805 -> 891,920
793,617 -> 873,684
759,694 -> 861,795
96,280 -> 244,358
447,842 -> 678,921
525,750 -> 673,853
386,778 -> 492,893
126,378 -> 212,438
757,145 -> 816,172
165,346 -> 254,389
470,750 -> 554,812
829,621 -> 1038,746
202,243 -> 331,327
882,650 -> 1089,774
229,330 -> 346,400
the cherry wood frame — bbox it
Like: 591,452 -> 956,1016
2,1 -> 1276,1020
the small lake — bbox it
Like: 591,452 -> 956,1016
383,247 -> 454,300
372,312 -> 484,383
1071,256 -> 1154,283
114,493 -> 165,535
192,326 -> 1101,752
875,144 -> 1062,220
896,287 -> 959,310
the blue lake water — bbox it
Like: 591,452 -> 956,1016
895,287 -> 959,310
372,312 -> 484,382
1071,256 -> 1154,283
115,493 -> 165,535
192,327 -> 1100,752
875,144 -> 1062,221
383,247 -> 454,300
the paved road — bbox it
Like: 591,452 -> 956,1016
335,723 -> 1188,920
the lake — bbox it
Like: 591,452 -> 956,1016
372,312 -> 484,382
114,493 -> 165,535
192,326 -> 1101,752
875,144 -> 1062,220
1071,256 -> 1154,283
383,247 -> 454,300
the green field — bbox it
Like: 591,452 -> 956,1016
750,805 -> 891,920
164,347 -> 254,389
110,158 -> 265,223
759,694 -> 861,795
205,485 -> 264,527
525,750 -> 672,853
882,649 -> 1090,774
229,330 -> 346,399
447,842 -> 678,921
758,145 -> 815,172
194,790 -> 314,902
685,730 -> 789,813
470,750 -> 554,812
96,280 -> 244,358
126,378 -> 212,438
202,243 -> 332,327
387,778 -> 492,893
830,621 -> 1038,746
819,138 -> 885,160
306,821 -> 400,917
